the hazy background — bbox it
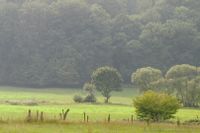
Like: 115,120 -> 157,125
0,0 -> 200,87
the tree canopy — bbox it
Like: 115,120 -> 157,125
132,64 -> 200,107
131,67 -> 162,92
91,66 -> 122,103
0,0 -> 200,87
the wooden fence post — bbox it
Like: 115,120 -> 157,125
87,115 -> 89,123
131,115 -> 133,124
27,109 -> 32,122
36,110 -> 39,121
83,112 -> 86,123
40,112 -> 44,122
108,114 -> 110,123
63,109 -> 70,120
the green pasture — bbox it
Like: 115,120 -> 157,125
0,86 -> 199,132
0,86 -> 137,105
0,86 -> 199,122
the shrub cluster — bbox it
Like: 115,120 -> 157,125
73,94 -> 96,103
73,83 -> 97,103
134,91 -> 180,122
73,95 -> 83,103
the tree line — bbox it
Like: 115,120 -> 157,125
0,0 -> 200,87
75,64 -> 200,108
132,64 -> 200,107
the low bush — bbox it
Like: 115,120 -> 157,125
73,95 -> 83,103
134,90 -> 180,122
83,94 -> 96,103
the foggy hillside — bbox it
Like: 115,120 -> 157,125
0,0 -> 200,87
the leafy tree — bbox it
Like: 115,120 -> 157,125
134,91 -> 180,121
165,64 -> 199,106
185,77 -> 200,107
149,78 -> 175,94
91,66 -> 122,103
166,64 -> 197,79
131,67 -> 162,92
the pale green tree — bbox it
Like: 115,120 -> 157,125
131,67 -> 162,92
91,66 -> 123,103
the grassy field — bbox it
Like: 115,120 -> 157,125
0,86 -> 200,132
1,122 -> 200,133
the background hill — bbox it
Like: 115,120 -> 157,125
0,0 -> 200,87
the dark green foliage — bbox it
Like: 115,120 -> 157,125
134,91 -> 180,122
73,95 -> 83,103
83,94 -> 96,103
91,66 -> 123,103
0,0 -> 200,87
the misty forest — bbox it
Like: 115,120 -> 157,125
1,0 -> 200,133
1,0 -> 200,87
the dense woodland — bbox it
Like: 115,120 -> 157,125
0,0 -> 200,87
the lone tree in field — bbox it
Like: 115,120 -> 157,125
91,66 -> 123,103
134,91 -> 180,122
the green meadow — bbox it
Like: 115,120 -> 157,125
0,86 -> 199,132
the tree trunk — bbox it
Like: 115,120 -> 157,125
105,97 -> 110,103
